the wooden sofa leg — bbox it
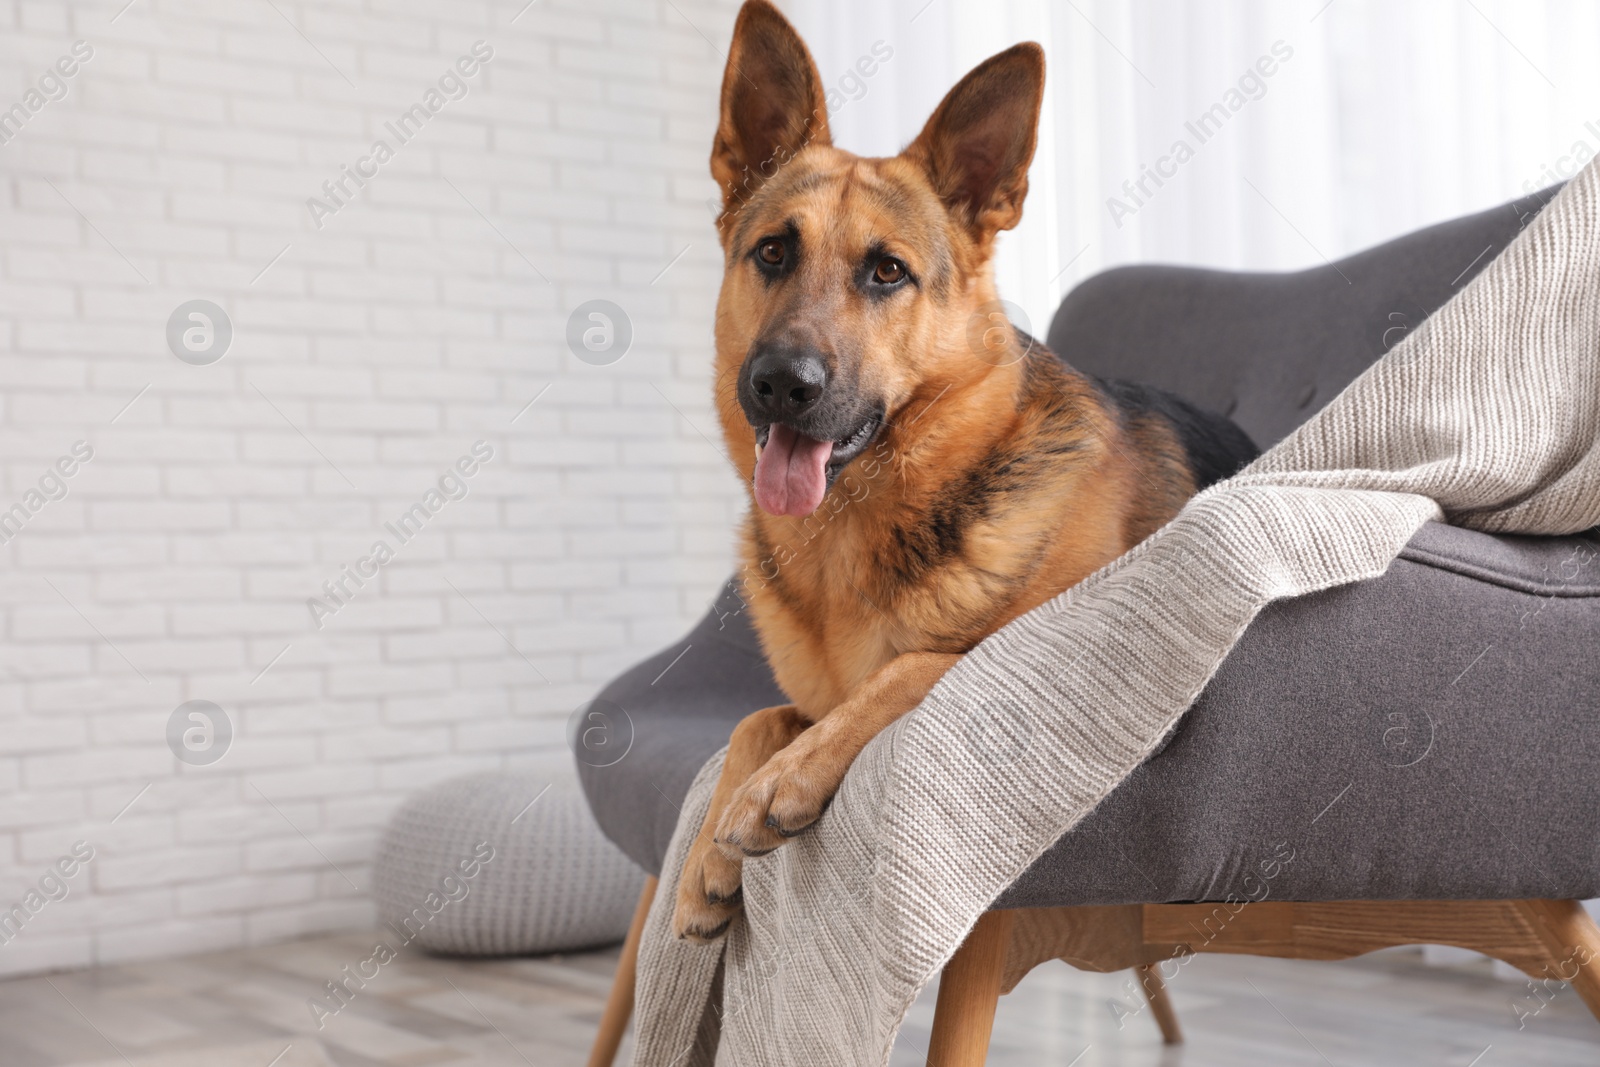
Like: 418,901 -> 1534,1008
1136,962 -> 1183,1044
587,875 -> 658,1067
926,910 -> 1013,1067
1516,899 -> 1600,1024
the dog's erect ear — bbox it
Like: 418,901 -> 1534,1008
905,43 -> 1045,240
710,0 -> 830,229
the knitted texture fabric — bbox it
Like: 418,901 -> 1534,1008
373,774 -> 644,955
629,155 -> 1600,1067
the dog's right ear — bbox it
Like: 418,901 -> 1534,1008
904,43 -> 1044,243
710,0 -> 830,234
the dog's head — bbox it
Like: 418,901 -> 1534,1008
710,0 -> 1045,518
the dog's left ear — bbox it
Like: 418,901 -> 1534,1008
905,43 -> 1045,240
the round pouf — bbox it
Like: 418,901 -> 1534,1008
372,773 -> 645,955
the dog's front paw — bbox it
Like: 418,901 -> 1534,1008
714,740 -> 838,858
672,837 -> 744,942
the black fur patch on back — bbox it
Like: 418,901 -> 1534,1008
1091,377 -> 1260,489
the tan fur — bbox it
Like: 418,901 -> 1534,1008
673,1 -> 1199,941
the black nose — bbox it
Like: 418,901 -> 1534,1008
747,346 -> 827,416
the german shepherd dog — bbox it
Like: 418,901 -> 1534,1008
674,0 -> 1257,941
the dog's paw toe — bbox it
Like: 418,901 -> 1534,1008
717,759 -> 837,854
761,773 -> 832,839
676,914 -> 733,942
703,878 -> 743,907
673,843 -> 744,941
672,872 -> 739,941
704,844 -> 745,908
765,812 -> 818,838
672,891 -> 739,942
717,802 -> 787,858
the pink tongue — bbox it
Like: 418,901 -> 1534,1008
753,423 -> 832,517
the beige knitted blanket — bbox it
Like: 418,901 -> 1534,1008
630,158 -> 1600,1067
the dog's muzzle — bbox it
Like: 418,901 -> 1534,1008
737,344 -> 883,518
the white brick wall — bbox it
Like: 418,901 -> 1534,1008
0,0 -> 744,976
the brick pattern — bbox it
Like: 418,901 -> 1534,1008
0,0 -> 743,976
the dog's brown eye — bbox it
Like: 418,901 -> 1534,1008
873,258 -> 906,284
758,239 -> 785,265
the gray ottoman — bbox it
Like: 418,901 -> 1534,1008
374,773 -> 645,955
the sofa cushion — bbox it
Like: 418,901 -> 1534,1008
996,521 -> 1600,908
576,522 -> 1600,906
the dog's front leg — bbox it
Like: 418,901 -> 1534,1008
715,652 -> 961,858
672,703 -> 811,941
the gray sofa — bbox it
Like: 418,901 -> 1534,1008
577,186 -> 1600,909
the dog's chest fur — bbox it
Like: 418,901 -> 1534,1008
736,356 -> 1193,718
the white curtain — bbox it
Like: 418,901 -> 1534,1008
780,0 -> 1600,336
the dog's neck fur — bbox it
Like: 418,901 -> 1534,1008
734,296 -> 1134,714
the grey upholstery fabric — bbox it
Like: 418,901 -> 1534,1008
577,187 -> 1600,905
374,774 -> 645,954
996,521 -> 1600,907
1048,185 -> 1562,450
581,523 -> 1600,905
580,584 -> 778,876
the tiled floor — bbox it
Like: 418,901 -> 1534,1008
2,931 -> 1597,1066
